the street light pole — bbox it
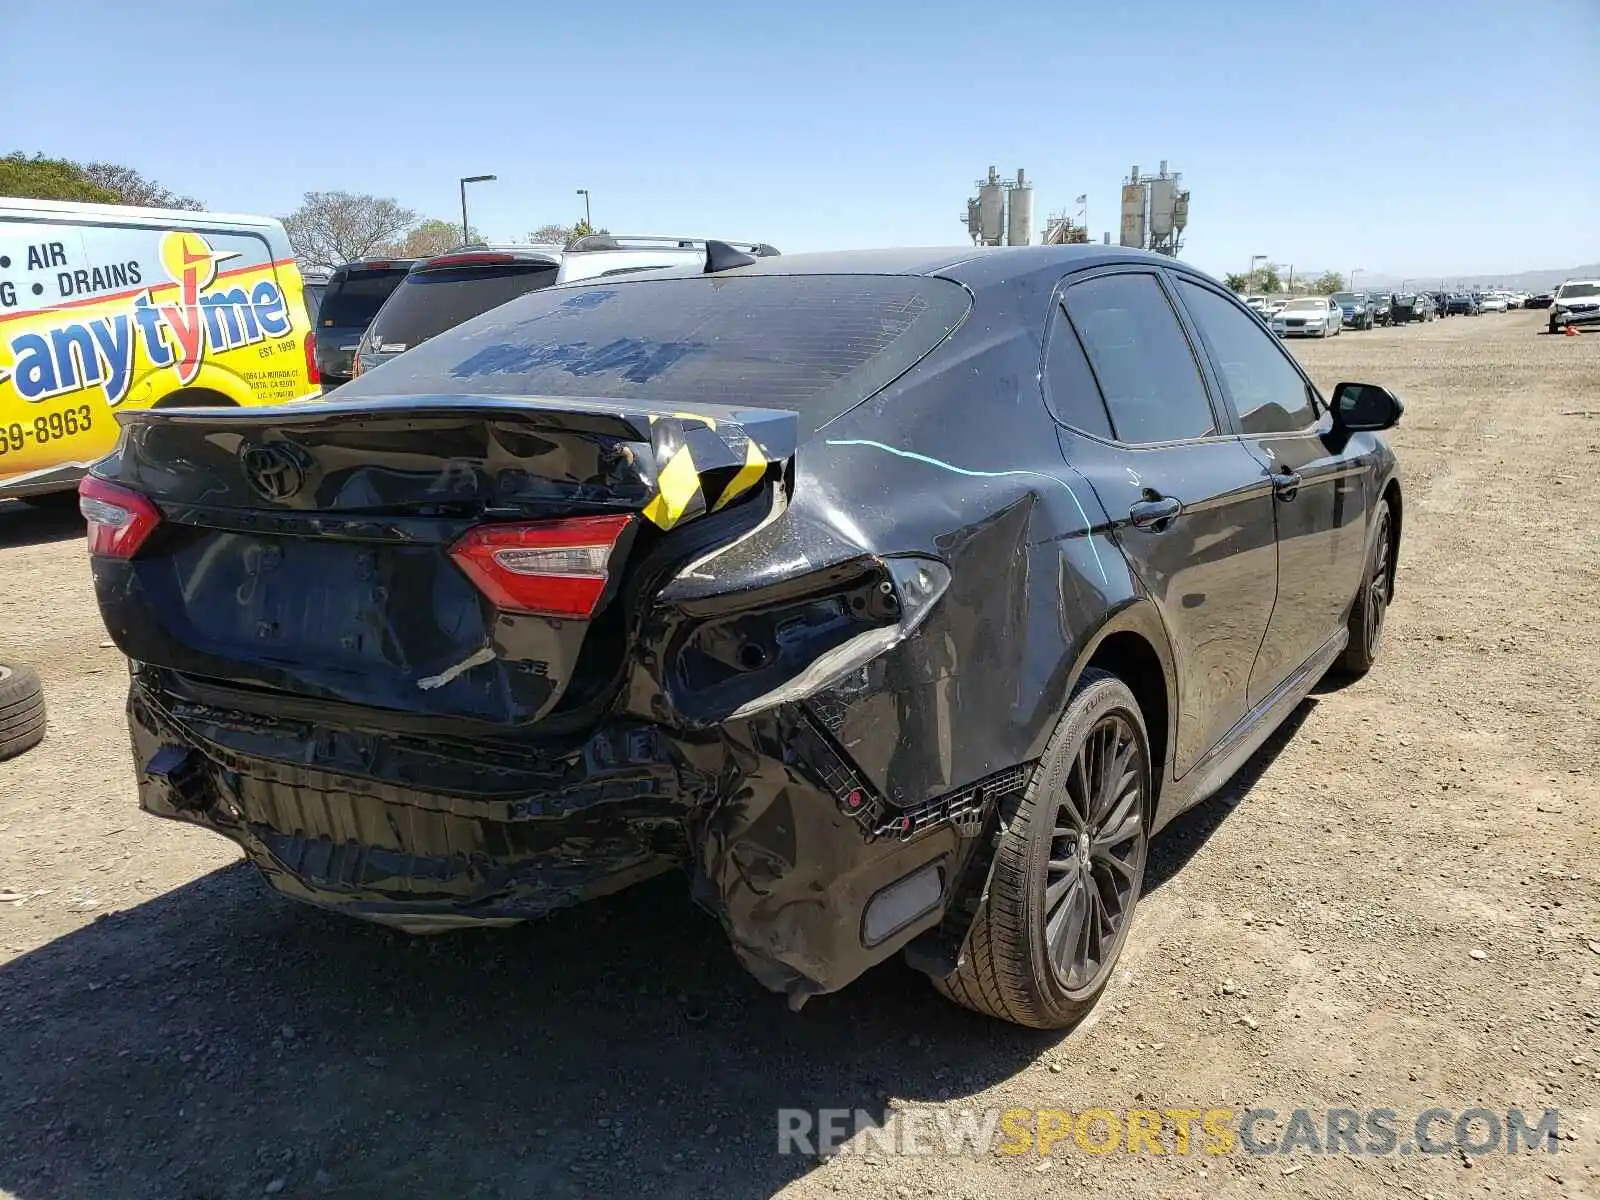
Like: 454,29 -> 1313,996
459,174 -> 496,245
576,188 -> 591,229
1248,253 -> 1266,293
1350,268 -> 1363,291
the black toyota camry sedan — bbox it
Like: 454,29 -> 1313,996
81,243 -> 1402,1030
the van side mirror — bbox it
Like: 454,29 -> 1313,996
1331,382 -> 1403,432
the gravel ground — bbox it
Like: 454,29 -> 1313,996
0,310 -> 1596,1200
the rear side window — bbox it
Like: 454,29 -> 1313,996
1177,280 -> 1317,435
369,263 -> 558,349
342,274 -> 972,436
1063,273 -> 1218,444
319,269 -> 408,328
1042,305 -> 1113,438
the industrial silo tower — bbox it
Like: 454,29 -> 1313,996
961,166 -> 1036,246
1119,161 -> 1190,256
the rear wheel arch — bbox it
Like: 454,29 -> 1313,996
1081,629 -> 1170,827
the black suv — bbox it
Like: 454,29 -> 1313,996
314,259 -> 417,390
1389,291 -> 1436,324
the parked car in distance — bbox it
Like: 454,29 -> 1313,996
1369,292 -> 1395,326
1389,291 -> 1437,324
352,236 -> 781,380
1331,291 -> 1376,330
314,259 -> 417,390
1478,293 -> 1509,313
80,244 -> 1403,1030
1504,293 -> 1524,309
1445,293 -> 1481,316
1548,279 -> 1600,334
1270,295 -> 1342,337
1525,291 -> 1554,310
1429,291 -> 1451,316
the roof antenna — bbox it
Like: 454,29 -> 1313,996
705,239 -> 758,273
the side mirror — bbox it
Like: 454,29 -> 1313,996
1331,382 -> 1403,432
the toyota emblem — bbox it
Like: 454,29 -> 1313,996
240,443 -> 307,502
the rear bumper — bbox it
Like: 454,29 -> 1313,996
128,677 -> 995,1002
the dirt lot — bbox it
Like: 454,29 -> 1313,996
0,311 -> 1596,1200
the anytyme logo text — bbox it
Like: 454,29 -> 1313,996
3,231 -> 294,405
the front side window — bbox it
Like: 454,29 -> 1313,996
1061,273 -> 1217,444
1177,280 -> 1317,436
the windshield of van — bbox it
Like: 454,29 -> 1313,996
1557,282 -> 1600,299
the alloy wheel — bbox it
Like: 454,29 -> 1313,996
1043,713 -> 1148,998
1365,512 -> 1392,655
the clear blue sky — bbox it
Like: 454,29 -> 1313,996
4,0 -> 1596,281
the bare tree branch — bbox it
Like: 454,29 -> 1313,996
281,191 -> 419,271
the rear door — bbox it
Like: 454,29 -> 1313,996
1171,275 -> 1369,704
1050,268 -> 1278,778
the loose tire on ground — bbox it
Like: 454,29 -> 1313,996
934,668 -> 1151,1030
0,662 -> 46,761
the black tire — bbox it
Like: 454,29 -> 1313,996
934,669 -> 1151,1030
1549,319 -> 1560,336
1335,501 -> 1394,679
0,662 -> 46,761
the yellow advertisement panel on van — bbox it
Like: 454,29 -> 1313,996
0,199 -> 316,499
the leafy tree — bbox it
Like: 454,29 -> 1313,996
528,223 -> 571,247
527,221 -> 611,249
1311,270 -> 1346,295
394,218 -> 481,258
1223,272 -> 1249,293
0,152 -> 118,203
282,191 -> 418,270
80,162 -> 201,209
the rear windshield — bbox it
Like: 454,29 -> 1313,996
368,263 -> 559,349
320,268 -> 409,328
341,274 -> 973,434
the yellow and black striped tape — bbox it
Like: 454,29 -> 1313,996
639,412 -> 784,530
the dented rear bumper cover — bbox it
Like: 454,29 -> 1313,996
129,677 -> 1013,1001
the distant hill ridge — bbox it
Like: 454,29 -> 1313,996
1351,264 -> 1600,292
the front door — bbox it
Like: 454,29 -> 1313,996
1172,277 -> 1370,704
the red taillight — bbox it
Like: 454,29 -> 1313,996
449,515 -> 633,619
304,330 -> 320,385
78,476 -> 161,559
